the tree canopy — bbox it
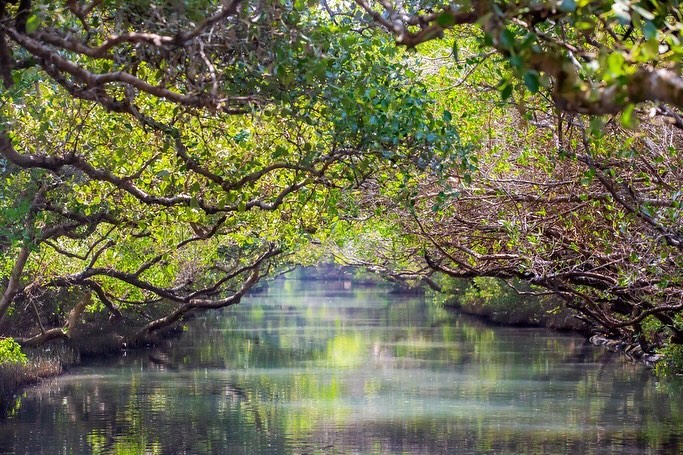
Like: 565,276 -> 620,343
341,0 -> 683,363
354,0 -> 683,119
0,0 -> 455,345
1,0 -> 683,370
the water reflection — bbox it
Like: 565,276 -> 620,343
1,279 -> 683,454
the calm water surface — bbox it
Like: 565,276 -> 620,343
1,279 -> 683,454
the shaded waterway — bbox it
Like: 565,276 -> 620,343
1,278 -> 683,454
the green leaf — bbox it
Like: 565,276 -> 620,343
0,338 -> 28,365
452,39 -> 459,62
642,21 -> 658,40
620,104 -> 638,129
612,3 -> 631,25
442,110 -> 452,122
632,5 -> 655,20
575,20 -> 594,31
523,71 -> 540,93
641,204 -> 655,218
500,83 -> 513,101
25,15 -> 41,34
509,55 -> 523,68
272,145 -> 288,159
643,38 -> 659,59
589,116 -> 604,134
606,52 -> 625,78
437,13 -> 456,27
559,0 -> 576,12
500,28 -> 516,49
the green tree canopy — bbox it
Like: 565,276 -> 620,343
1,0 -> 683,371
0,0 -> 454,345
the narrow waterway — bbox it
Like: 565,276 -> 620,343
1,278 -> 682,454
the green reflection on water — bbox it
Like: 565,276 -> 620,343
1,279 -> 683,454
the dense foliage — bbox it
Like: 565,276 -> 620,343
0,337 -> 26,364
337,0 -> 683,366
0,0 -> 453,346
1,1 -> 683,371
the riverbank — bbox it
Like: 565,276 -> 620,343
589,335 -> 662,368
437,276 -> 588,333
0,321 -> 191,416
0,345 -> 74,414
442,295 -> 586,331
441,294 -> 664,370
432,276 -> 679,372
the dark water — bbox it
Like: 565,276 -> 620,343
1,279 -> 683,454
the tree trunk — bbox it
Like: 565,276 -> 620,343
0,244 -> 31,326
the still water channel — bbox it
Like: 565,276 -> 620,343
1,278 -> 683,454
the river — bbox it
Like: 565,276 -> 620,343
1,278 -> 682,454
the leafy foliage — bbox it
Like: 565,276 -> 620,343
0,338 -> 27,365
334,0 -> 683,368
354,0 -> 683,121
1,0 -> 683,373
0,0 -> 454,347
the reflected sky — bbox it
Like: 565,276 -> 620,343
1,278 -> 682,454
